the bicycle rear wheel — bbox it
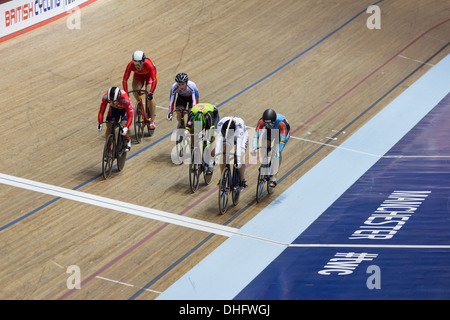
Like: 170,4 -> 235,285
218,166 -> 231,214
116,135 -> 126,172
102,133 -> 115,179
134,101 -> 145,143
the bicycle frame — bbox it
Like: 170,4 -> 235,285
128,89 -> 153,142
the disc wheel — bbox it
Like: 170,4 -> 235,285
116,135 -> 126,172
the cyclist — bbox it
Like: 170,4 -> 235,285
251,108 -> 290,188
166,73 -> 199,125
215,116 -> 248,190
123,50 -> 158,130
183,103 -> 220,174
97,87 -> 134,152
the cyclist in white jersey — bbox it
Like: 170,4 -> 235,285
215,116 -> 248,190
166,73 -> 199,123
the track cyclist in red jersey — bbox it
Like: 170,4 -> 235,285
251,108 -> 290,188
97,87 -> 134,152
123,50 -> 158,130
166,73 -> 199,124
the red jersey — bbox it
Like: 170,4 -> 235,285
122,59 -> 157,93
98,90 -> 134,129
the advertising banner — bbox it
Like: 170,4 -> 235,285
0,0 -> 91,40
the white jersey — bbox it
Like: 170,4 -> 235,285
215,116 -> 248,163
169,80 -> 199,112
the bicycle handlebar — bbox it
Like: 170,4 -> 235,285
127,89 -> 150,95
169,108 -> 188,115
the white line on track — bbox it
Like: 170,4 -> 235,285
0,173 -> 237,238
95,276 -> 162,294
247,126 -> 450,159
398,54 -> 435,67
2,172 -> 450,249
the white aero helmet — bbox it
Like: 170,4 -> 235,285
132,50 -> 146,63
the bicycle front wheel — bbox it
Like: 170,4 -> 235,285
218,166 -> 231,214
256,168 -> 265,203
189,149 -> 201,193
102,133 -> 115,179
134,101 -> 145,143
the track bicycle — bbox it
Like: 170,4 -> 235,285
101,120 -> 127,179
188,129 -> 213,193
218,142 -> 242,214
128,89 -> 154,143
255,147 -> 275,203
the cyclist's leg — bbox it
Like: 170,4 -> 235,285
105,108 -> 118,139
175,95 -> 189,123
131,77 -> 144,102
120,110 -> 131,151
105,122 -> 112,140
145,82 -> 156,128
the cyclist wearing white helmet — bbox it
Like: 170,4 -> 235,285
97,87 -> 134,152
167,73 -> 199,123
123,50 -> 158,130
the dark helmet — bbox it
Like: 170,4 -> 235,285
262,108 -> 277,124
221,119 -> 236,139
175,73 -> 189,83
108,87 -> 121,103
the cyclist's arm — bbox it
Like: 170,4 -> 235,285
189,82 -> 199,107
214,135 -> 224,163
124,101 -> 134,128
122,62 -> 133,93
185,112 -> 195,131
252,119 -> 264,150
98,95 -> 108,124
235,131 -> 244,164
168,84 -> 177,112
278,122 -> 288,153
146,59 -> 157,93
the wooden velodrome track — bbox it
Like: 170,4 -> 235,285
0,0 -> 448,300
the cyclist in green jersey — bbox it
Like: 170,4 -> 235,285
183,103 -> 220,175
